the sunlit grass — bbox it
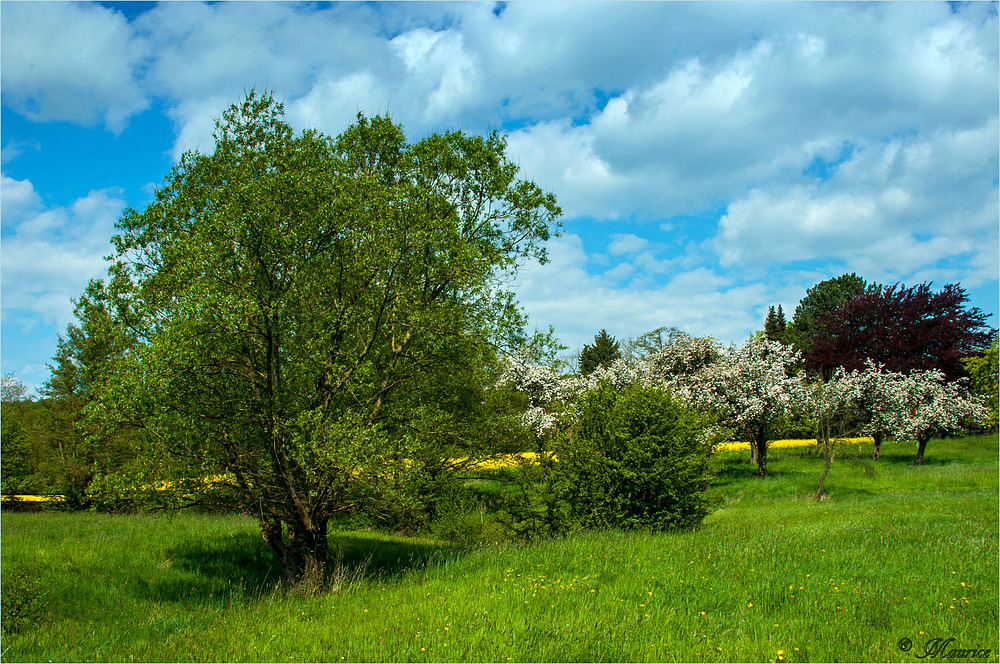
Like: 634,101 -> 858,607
3,434 -> 996,662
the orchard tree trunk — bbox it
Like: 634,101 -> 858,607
814,427 -> 834,500
753,428 -> 768,476
871,432 -> 884,460
914,435 -> 930,466
814,448 -> 833,500
261,515 -> 331,591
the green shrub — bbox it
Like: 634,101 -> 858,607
498,453 -> 569,540
1,565 -> 48,635
554,382 -> 716,531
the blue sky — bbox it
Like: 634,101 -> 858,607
2,1 -> 998,391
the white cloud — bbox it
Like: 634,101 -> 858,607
1,174 -> 42,223
505,120 -> 627,219
2,0 -> 996,366
0,177 -> 123,330
286,72 -> 392,138
713,119 -> 999,286
513,234 -> 770,351
608,234 -> 649,255
497,3 -> 997,222
167,96 -> 229,162
0,2 -> 149,132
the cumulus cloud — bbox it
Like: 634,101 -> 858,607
513,234 -> 769,350
0,2 -> 149,132
0,176 -> 123,330
608,234 -> 649,256
714,119 -> 999,287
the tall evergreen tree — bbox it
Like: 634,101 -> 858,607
764,305 -> 787,343
579,329 -> 622,376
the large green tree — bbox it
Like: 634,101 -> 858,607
786,273 -> 871,357
963,337 -> 998,430
92,92 -> 561,588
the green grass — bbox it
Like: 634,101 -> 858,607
2,435 -> 997,662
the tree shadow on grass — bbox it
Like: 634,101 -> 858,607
327,531 -> 463,580
144,527 -> 462,604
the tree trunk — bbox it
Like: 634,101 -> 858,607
814,432 -> 833,500
261,515 -> 330,590
914,436 -> 930,466
871,431 -> 883,460
754,430 -> 768,476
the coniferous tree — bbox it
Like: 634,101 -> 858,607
579,329 -> 622,376
764,305 -> 787,343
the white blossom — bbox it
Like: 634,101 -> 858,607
687,336 -> 806,436
804,366 -> 864,440
883,369 -> 991,443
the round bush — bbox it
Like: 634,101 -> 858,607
554,382 -> 716,531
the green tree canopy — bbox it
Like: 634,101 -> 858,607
786,273 -> 872,355
1,374 -> 33,497
90,92 -> 561,588
962,337 -> 999,430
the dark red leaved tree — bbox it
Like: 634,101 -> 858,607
806,282 -> 995,382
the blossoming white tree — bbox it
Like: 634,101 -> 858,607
497,357 -> 583,438
687,335 -> 806,476
854,360 -> 909,460
881,369 -> 991,465
500,332 -> 726,439
502,328 -> 990,482
805,367 -> 864,498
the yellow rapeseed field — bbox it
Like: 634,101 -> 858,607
715,437 -> 874,452
3,439 -> 876,502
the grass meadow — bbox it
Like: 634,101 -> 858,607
2,435 -> 997,662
